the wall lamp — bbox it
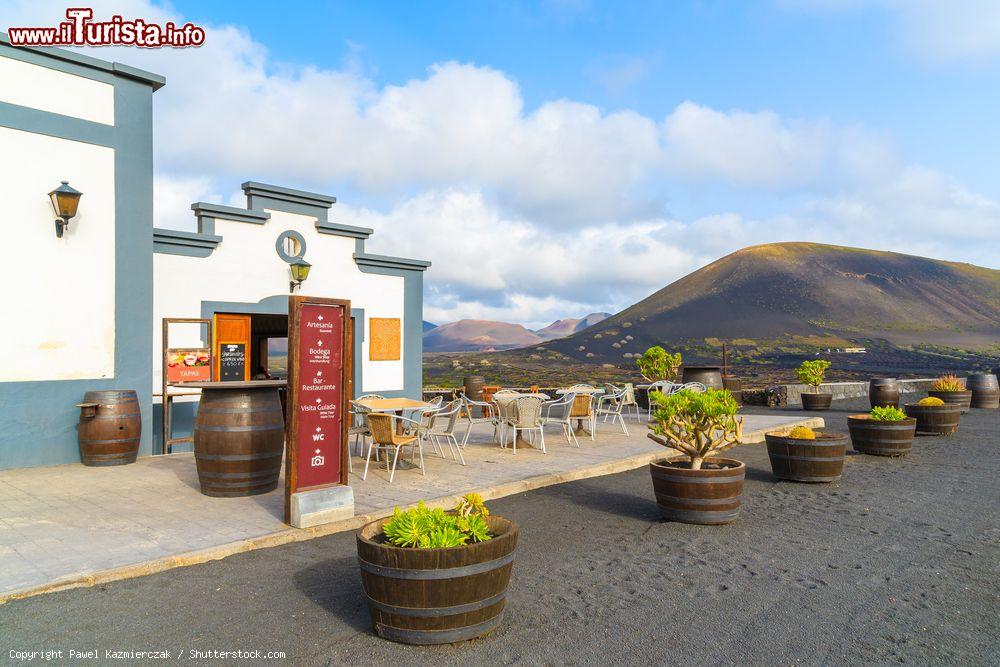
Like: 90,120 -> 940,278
49,181 -> 83,238
289,257 -> 312,292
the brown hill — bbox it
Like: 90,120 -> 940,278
423,320 -> 544,352
535,312 -> 611,340
540,242 -> 1000,364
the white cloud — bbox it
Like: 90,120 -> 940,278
4,0 -> 998,327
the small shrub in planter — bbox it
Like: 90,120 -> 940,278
904,396 -> 962,436
927,374 -> 972,414
848,405 -> 916,456
356,495 -> 518,645
764,425 -> 848,482
796,360 -> 832,410
647,388 -> 745,525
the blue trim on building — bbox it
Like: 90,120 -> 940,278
0,42 -> 161,470
153,228 -> 223,258
191,202 -> 270,225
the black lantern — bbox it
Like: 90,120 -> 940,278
289,257 -> 311,292
49,181 -> 83,238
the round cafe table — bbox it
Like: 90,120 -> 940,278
493,393 -> 549,449
556,387 -> 604,435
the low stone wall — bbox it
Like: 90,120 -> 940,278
743,379 -> 938,407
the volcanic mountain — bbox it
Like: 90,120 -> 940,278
535,312 -> 611,340
538,242 -> 1000,364
423,320 -> 544,352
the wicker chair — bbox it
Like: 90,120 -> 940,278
621,383 -> 641,421
541,392 -> 579,447
363,412 -> 424,483
502,395 -> 546,454
569,393 -> 596,440
347,394 -> 385,472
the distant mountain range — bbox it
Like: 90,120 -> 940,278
537,242 -> 1000,364
423,313 -> 610,352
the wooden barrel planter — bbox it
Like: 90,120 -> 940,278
649,458 -> 745,525
904,403 -> 961,436
847,415 -> 916,456
868,378 -> 900,409
356,515 -> 518,645
681,366 -> 723,390
966,373 -> 999,409
462,376 -> 485,403
192,387 -> 285,497
927,390 -> 972,414
77,390 -> 142,466
801,392 -> 832,411
764,431 -> 847,482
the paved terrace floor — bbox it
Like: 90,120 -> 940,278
0,412 -> 818,601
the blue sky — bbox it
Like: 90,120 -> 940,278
6,1 -> 999,327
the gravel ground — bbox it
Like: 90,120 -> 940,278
1,397 -> 997,666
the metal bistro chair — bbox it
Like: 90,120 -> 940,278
427,399 -> 466,465
493,392 -> 520,446
502,395 -> 546,454
598,383 -> 620,419
541,391 -> 579,447
459,393 -> 501,448
596,387 -> 630,435
621,383 -> 641,421
680,382 -> 707,393
646,380 -> 678,417
363,412 -> 425,483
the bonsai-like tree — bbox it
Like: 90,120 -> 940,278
647,389 -> 743,470
795,359 -> 831,394
636,345 -> 682,383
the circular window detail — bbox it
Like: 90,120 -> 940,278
275,230 -> 307,263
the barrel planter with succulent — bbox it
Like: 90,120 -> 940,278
904,396 -> 961,436
764,426 -> 848,482
796,359 -> 832,410
356,495 -> 517,645
926,374 -> 972,414
847,406 -> 917,457
647,388 -> 745,525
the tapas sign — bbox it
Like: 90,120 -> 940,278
285,296 -> 351,521
166,348 -> 211,383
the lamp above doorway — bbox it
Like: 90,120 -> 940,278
49,181 -> 83,238
289,257 -> 311,292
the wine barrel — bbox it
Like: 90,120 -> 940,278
801,392 -> 833,410
966,373 -> 999,409
357,515 -> 518,645
927,390 -> 972,414
77,390 -> 141,466
681,366 -> 723,390
904,403 -> 961,436
848,415 -> 916,456
649,458 -> 745,525
192,387 -> 285,497
462,376 -> 485,402
868,378 -> 900,409
723,377 -> 743,405
765,431 -> 847,482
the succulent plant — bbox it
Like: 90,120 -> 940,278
787,426 -> 816,439
918,396 -> 946,406
648,388 -> 743,470
870,405 -> 907,421
636,345 -> 682,383
382,496 -> 492,549
795,360 -> 831,392
930,374 -> 965,392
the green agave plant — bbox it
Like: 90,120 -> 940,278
869,405 -> 907,421
382,495 -> 492,549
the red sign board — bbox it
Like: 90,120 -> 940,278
293,303 -> 344,488
166,349 -> 211,383
285,296 -> 352,521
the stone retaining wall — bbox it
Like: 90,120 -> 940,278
742,379 -> 938,407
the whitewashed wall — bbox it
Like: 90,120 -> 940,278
153,209 -> 406,394
0,56 -> 115,125
0,126 -> 116,382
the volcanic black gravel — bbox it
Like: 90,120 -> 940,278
1,398 -> 997,665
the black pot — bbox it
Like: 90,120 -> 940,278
801,392 -> 832,410
681,366 -> 724,390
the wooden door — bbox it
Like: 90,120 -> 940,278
213,313 -> 251,381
